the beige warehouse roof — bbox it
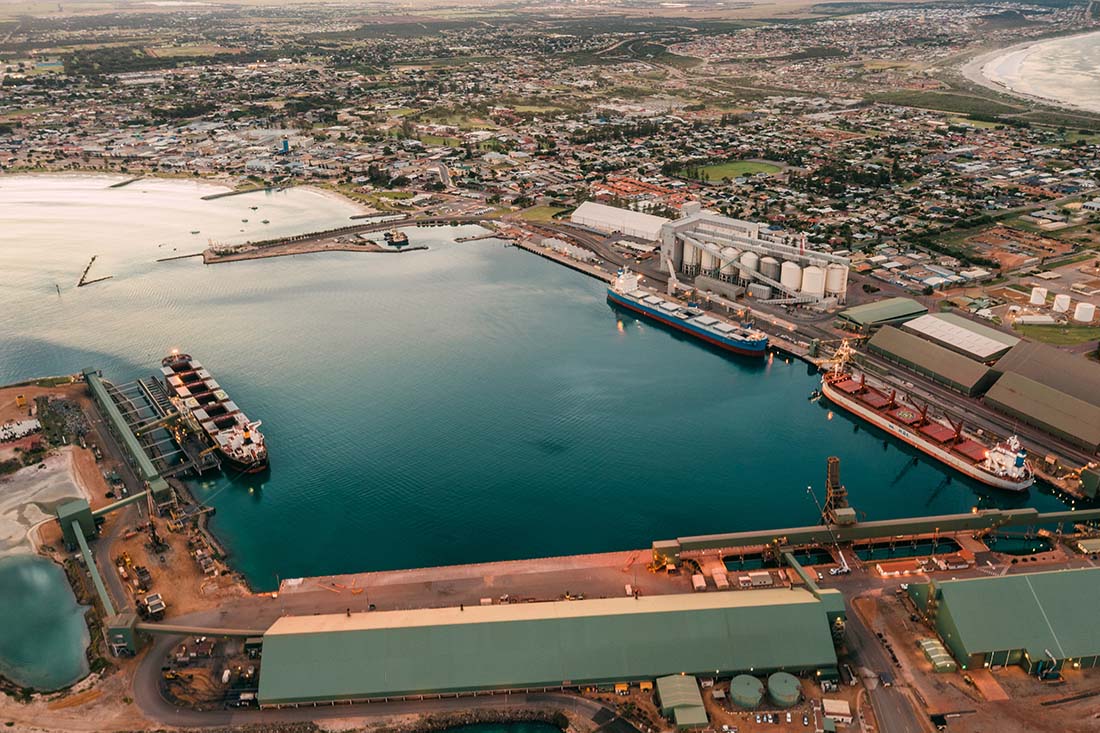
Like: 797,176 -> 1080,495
901,313 -> 1018,361
868,326 -> 991,391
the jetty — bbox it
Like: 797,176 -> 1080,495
77,255 -> 113,287
201,185 -> 274,201
108,176 -> 143,188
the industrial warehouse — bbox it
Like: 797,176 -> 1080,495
256,589 -> 842,707
910,568 -> 1100,675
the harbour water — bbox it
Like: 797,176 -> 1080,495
442,725 -> 562,733
0,175 -> 1070,599
0,555 -> 89,691
979,31 -> 1100,114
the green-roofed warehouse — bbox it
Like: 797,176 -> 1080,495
867,327 -> 995,396
983,372 -> 1100,452
837,298 -> 928,333
910,568 -> 1100,675
257,590 -> 839,707
656,675 -> 708,729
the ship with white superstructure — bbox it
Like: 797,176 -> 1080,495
820,341 -> 1032,491
607,268 -> 769,357
160,351 -> 268,474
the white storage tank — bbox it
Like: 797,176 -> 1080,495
760,256 -> 781,282
801,265 -> 826,299
825,263 -> 848,295
1053,294 -> 1072,313
1074,302 -> 1097,323
1029,286 -> 1048,306
719,247 -> 741,280
700,248 -> 719,274
739,251 -> 759,281
780,261 -> 802,291
682,242 -> 700,269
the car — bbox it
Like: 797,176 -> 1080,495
755,714 -> 761,724
786,712 -> 792,723
803,714 -> 810,726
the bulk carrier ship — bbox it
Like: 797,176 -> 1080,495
607,268 -> 768,357
161,351 -> 269,474
820,342 -> 1032,491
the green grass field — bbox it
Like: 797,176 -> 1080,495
683,160 -> 781,181
1014,323 -> 1100,345
868,91 -> 1023,117
518,205 -> 570,222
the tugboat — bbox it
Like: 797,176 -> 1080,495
820,341 -> 1033,491
160,351 -> 269,474
384,229 -> 409,247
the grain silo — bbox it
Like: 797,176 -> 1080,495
801,265 -> 826,299
739,251 -> 759,282
825,264 -> 848,299
760,256 -> 781,282
780,261 -> 802,292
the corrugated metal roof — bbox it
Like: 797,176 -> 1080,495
994,341 -> 1100,408
258,590 -> 838,705
839,298 -> 927,326
984,372 -> 1100,449
571,201 -> 671,240
901,313 -> 1018,361
933,568 -> 1100,661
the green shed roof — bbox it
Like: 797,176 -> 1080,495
984,372 -> 1100,450
657,675 -> 708,728
839,298 -> 927,326
932,568 -> 1100,661
994,341 -> 1100,408
868,327 -> 991,392
258,590 -> 838,705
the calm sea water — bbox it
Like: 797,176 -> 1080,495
443,725 -> 561,733
0,555 -> 89,690
0,175 -> 1068,598
982,31 -> 1100,114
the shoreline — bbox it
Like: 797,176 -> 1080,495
960,30 -> 1100,116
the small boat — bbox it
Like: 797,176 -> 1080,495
250,206 -> 258,210
262,219 -> 270,224
190,230 -> 200,234
241,219 -> 248,223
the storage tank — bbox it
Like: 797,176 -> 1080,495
825,263 -> 848,296
729,675 -> 765,709
780,261 -> 802,291
682,242 -> 700,270
1074,302 -> 1097,323
719,247 -> 741,280
760,256 -> 781,282
700,248 -> 719,274
767,672 -> 801,708
1029,286 -> 1048,306
739,251 -> 759,281
1053,294 -> 1072,313
800,265 -> 826,299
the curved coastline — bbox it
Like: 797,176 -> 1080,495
961,30 -> 1100,115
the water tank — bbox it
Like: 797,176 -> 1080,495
780,261 -> 802,291
700,248 -> 719,274
729,675 -> 765,709
719,247 -> 741,278
801,265 -> 826,299
767,672 -> 801,708
682,243 -> 700,268
1053,294 -> 1072,313
1029,286 -> 1048,306
760,256 -> 781,282
825,264 -> 848,295
739,251 -> 759,281
1074,302 -> 1097,323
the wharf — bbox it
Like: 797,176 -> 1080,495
277,549 -> 686,611
201,185 -> 273,201
108,176 -> 143,188
510,238 -> 612,283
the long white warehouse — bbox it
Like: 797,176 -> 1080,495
570,201 -> 672,241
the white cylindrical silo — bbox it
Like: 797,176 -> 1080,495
825,264 -> 848,295
1074,302 -> 1096,323
720,247 -> 740,280
739,251 -> 759,281
801,265 -> 826,299
760,256 -> 781,282
682,242 -> 700,270
1053,294 -> 1072,313
700,248 -> 719,274
780,261 -> 802,291
1029,286 -> 1048,306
